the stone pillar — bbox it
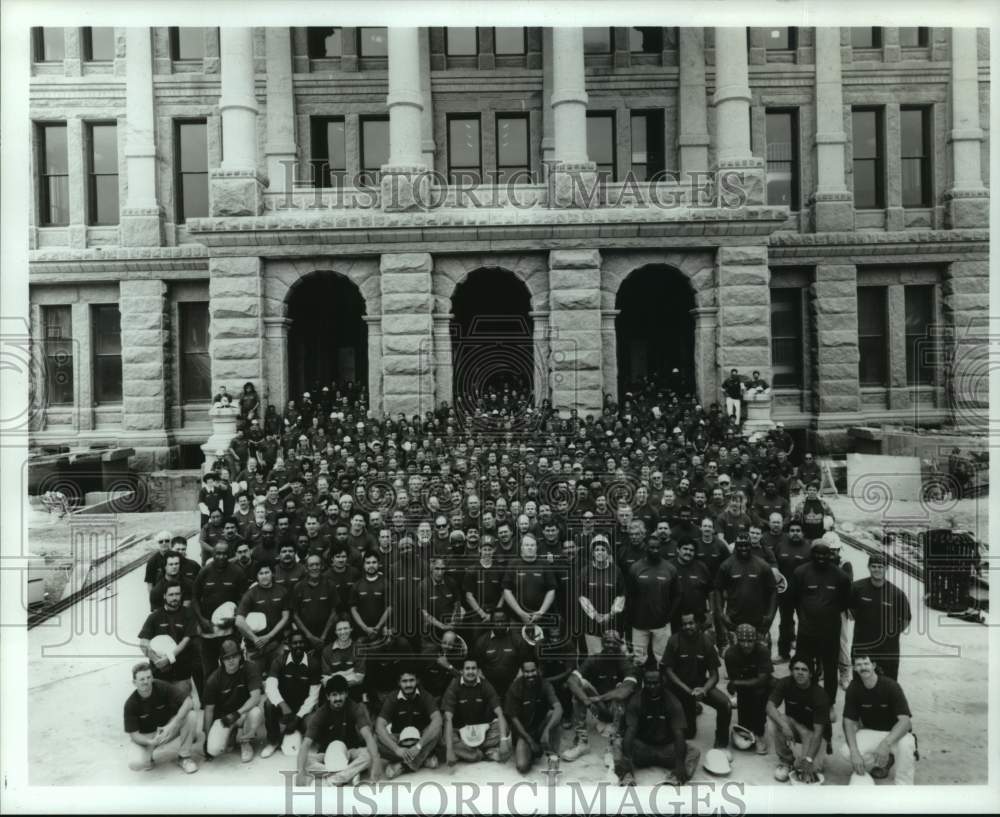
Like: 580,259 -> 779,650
886,285 -> 910,410
121,28 -> 163,246
530,310 -> 551,405
119,279 -> 170,469
432,314 -> 454,410
29,302 -> 46,432
943,259 -> 989,429
885,103 -> 904,231
364,316 -> 384,418
541,28 -> 555,169
548,250 -> 603,416
945,28 -> 989,228
66,117 -> 86,248
678,28 -> 710,182
810,264 -> 861,444
382,28 -> 430,211
262,316 -> 291,414
811,27 -> 853,232
211,28 -> 263,216
716,247 -> 772,388
64,27 -> 82,77
600,309 -> 619,405
380,253 -> 435,417
265,28 -> 297,196
691,306 -> 719,409
209,257 -> 264,391
550,28 -> 596,207
71,303 -> 94,431
713,28 -> 765,205
419,28 -> 436,168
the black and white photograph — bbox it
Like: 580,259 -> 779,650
1,1 -> 997,813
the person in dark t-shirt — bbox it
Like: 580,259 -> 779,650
202,638 -> 264,762
297,675 -> 380,786
849,555 -> 912,681
723,623 -> 774,748
123,662 -> 200,774
766,655 -> 829,782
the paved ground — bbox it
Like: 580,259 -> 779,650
26,507 -> 988,788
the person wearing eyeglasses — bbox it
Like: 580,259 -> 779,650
145,531 -> 175,595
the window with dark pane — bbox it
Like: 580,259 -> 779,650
496,114 -> 530,183
770,288 -> 804,389
766,110 -> 799,209
38,123 -> 69,227
358,28 -> 388,57
857,286 -> 888,386
851,27 -> 882,48
898,27 -> 929,47
175,120 -> 208,222
170,28 -> 205,60
583,27 -> 612,53
447,28 -> 478,56
43,305 -> 74,405
179,302 -> 212,401
448,115 -> 482,184
630,111 -> 664,181
764,27 -> 796,49
629,28 -> 663,53
33,28 -> 65,62
360,117 -> 389,186
92,304 -> 123,403
310,117 -> 346,188
87,123 -> 119,225
901,107 -> 931,207
307,27 -> 342,58
494,28 -> 526,55
852,108 -> 884,209
586,113 -> 616,180
83,27 -> 115,62
905,285 -> 935,385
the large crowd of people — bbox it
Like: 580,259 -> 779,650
127,373 -> 917,787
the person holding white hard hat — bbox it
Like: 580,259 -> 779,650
138,581 -> 199,701
375,665 -> 443,779
441,656 -> 511,765
235,561 -> 291,672
202,638 -> 264,763
260,630 -> 321,760
765,655 -> 829,783
123,661 -> 201,775
191,541 -> 248,682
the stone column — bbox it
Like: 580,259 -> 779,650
262,316 -> 291,414
29,303 -> 46,432
550,28 -> 596,207
716,247 -> 772,387
811,27 -> 853,232
419,28 -> 436,168
886,285 -> 910,410
70,303 -> 94,431
530,310 -> 551,405
541,28 -> 555,169
209,257 -> 264,391
265,28 -> 297,196
432,314 -> 454,409
121,28 -> 163,246
380,253 -> 435,417
119,279 -> 170,469
364,316 -> 384,418
943,259 -> 989,429
66,117 -> 86,248
691,306 -> 719,409
678,28 -> 710,182
548,250 -> 603,416
713,28 -> 765,205
64,28 -> 82,77
211,28 -> 263,216
382,28 -> 430,211
885,103 -> 904,231
600,309 -> 619,405
945,28 -> 989,228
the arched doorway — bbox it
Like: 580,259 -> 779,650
286,272 -> 367,399
616,266 -> 696,398
450,268 -> 534,415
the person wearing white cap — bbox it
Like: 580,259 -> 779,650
202,638 -> 265,763
123,661 -> 201,774
375,665 -> 443,779
297,675 -> 380,786
260,630 -> 321,760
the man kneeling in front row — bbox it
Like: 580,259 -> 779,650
375,665 -> 443,779
441,656 -> 512,765
124,662 -> 201,774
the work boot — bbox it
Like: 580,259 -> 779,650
755,734 -> 769,755
561,738 -> 589,762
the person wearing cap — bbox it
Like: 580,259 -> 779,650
260,630 -> 322,759
123,661 -> 201,774
628,536 -> 680,665
139,581 -> 199,701
841,654 -> 917,785
235,561 -> 291,671
616,662 -> 699,786
441,655 -> 511,764
724,623 -> 774,755
578,535 -> 626,655
766,655 -> 830,782
714,533 -> 777,647
202,638 -> 265,763
297,675 -> 381,786
501,535 -> 557,632
849,555 -> 911,681
191,541 -> 248,682
505,656 -> 564,774
198,473 -> 222,529
375,666 -> 443,779
773,520 -> 810,661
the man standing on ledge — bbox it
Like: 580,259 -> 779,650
721,369 -> 745,424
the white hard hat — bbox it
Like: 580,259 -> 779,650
281,732 -> 302,757
849,772 -> 876,786
731,724 -> 756,751
211,601 -> 237,630
703,748 -> 731,776
459,723 -> 489,748
324,740 -> 350,772
149,634 -> 178,659
206,719 -> 233,757
245,611 -> 268,634
521,624 -> 545,646
398,726 -> 422,748
776,573 -> 789,594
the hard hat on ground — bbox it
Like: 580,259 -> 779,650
281,732 -> 301,757
459,723 -> 489,748
398,726 -> 422,748
731,724 -> 756,751
324,740 -> 350,772
703,748 -> 731,775
206,720 -> 232,757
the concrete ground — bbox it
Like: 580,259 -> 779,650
26,512 -> 988,788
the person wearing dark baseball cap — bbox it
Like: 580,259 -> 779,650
202,638 -> 264,763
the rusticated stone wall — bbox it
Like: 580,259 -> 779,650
810,264 -> 860,416
209,256 -> 263,389
716,246 -> 773,385
380,253 -> 435,417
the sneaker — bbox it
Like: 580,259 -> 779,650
619,771 -> 636,786
351,773 -> 362,786
483,748 -> 501,762
384,762 -> 403,780
260,743 -> 278,759
774,764 -> 791,783
424,755 -> 439,770
755,735 -> 769,756
178,756 -> 199,774
240,743 -> 254,763
561,740 -> 590,762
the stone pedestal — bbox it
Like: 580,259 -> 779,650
380,166 -> 432,212
380,253 -> 435,417
201,406 -> 239,472
550,161 -> 599,208
210,169 -> 265,217
945,191 -> 990,230
811,192 -> 854,233
120,207 -> 163,247
743,389 -> 774,434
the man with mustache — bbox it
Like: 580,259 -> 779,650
505,657 -> 564,774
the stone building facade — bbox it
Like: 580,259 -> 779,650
27,26 -> 989,470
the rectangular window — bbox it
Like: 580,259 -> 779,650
770,289 -> 804,389
629,27 -> 663,53
43,306 -> 74,405
175,120 -> 208,222
851,27 -> 882,49
309,117 -> 346,188
852,108 -> 884,209
92,304 -> 122,404
857,287 -> 888,386
447,28 -> 478,56
898,27 -> 929,47
447,115 -> 482,184
38,123 -> 69,227
764,27 -> 797,50
179,302 -> 212,402
766,110 -> 800,210
496,114 -> 530,183
359,117 -> 389,186
358,28 -> 388,57
494,27 -> 526,55
905,285 -> 935,385
87,123 -> 119,226
900,107 -> 931,207
583,27 -> 612,53
307,28 -> 342,58
33,28 -> 64,62
170,28 -> 205,61
586,113 -> 616,180
629,110 -> 664,181
83,27 -> 115,62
